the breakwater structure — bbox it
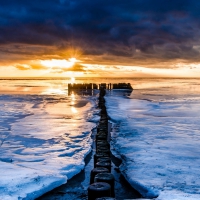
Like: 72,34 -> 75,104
87,83 -> 137,200
87,86 -> 115,200
68,83 -> 133,91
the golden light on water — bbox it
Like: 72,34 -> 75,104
41,88 -> 66,95
70,92 -> 78,113
71,107 -> 78,113
70,77 -> 76,83
70,92 -> 76,101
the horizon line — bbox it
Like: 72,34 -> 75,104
0,76 -> 200,80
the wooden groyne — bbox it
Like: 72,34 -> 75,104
87,87 -> 116,200
68,83 -> 133,90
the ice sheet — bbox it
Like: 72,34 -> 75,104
106,92 -> 200,199
0,94 -> 97,200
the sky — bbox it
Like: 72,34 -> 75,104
1,0 -> 200,77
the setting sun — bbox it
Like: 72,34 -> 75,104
69,57 -> 77,64
40,58 -> 78,69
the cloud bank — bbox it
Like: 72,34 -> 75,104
0,0 -> 200,68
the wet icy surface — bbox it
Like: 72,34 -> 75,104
105,80 -> 200,200
1,78 -> 200,200
0,93 -> 98,200
38,125 -> 141,200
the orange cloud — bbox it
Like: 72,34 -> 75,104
15,64 -> 31,70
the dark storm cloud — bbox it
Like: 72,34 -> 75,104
1,0 -> 200,64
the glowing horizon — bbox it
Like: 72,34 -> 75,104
1,57 -> 200,78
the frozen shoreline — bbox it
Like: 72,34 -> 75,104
106,92 -> 200,200
0,94 -> 98,200
1,78 -> 200,199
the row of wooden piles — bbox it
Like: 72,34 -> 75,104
68,83 -> 98,90
87,87 -> 116,200
68,83 -> 133,90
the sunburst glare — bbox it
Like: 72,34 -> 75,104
40,58 -> 78,69
69,57 -> 77,63
70,77 -> 76,83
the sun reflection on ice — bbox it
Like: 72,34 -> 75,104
71,107 -> 78,113
70,92 -> 76,101
70,91 -> 78,113
41,88 -> 66,95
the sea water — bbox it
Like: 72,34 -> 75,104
0,78 -> 200,200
